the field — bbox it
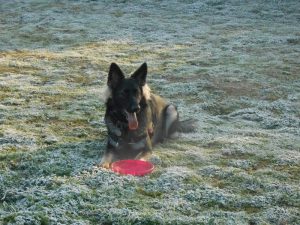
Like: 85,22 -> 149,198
0,0 -> 299,224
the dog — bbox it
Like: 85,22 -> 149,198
100,62 -> 196,168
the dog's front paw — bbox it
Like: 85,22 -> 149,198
135,151 -> 152,161
99,153 -> 113,169
99,161 -> 111,169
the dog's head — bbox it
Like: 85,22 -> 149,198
106,62 -> 150,130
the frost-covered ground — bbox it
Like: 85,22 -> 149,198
1,0 -> 300,224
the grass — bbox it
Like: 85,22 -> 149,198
1,0 -> 300,224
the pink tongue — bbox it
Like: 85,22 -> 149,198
127,112 -> 138,130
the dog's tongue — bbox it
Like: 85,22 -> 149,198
126,112 -> 138,130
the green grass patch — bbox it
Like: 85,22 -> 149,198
136,187 -> 163,198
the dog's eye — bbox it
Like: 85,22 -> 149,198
121,89 -> 138,96
132,88 -> 138,95
122,89 -> 129,95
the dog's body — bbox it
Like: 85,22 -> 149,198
100,63 -> 195,168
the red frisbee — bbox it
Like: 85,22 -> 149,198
111,159 -> 154,176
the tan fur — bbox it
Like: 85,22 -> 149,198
142,84 -> 151,101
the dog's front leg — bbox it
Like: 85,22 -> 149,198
144,134 -> 152,152
134,107 -> 153,160
100,150 -> 114,169
100,116 -> 120,168
134,134 -> 152,160
105,116 -> 121,137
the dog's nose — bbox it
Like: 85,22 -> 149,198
129,104 -> 140,113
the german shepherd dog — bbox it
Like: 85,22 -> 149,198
100,63 -> 196,168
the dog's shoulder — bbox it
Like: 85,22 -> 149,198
149,93 -> 167,106
146,93 -> 168,119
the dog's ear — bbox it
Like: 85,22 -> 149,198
108,63 -> 125,88
131,62 -> 147,86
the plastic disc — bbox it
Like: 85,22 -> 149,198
111,159 -> 154,176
